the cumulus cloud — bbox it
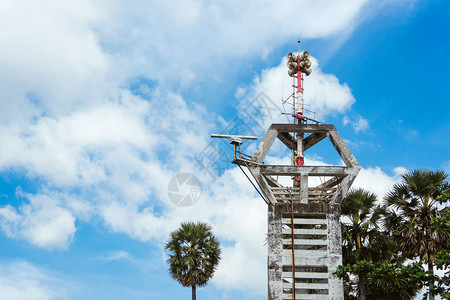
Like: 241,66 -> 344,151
353,166 -> 406,199
236,56 -> 356,127
0,87 -> 214,247
0,0 -> 111,121
93,0 -> 370,84
0,190 -> 76,250
0,0 -> 370,108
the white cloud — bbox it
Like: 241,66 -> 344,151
237,56 -> 356,128
343,115 -> 351,126
343,115 -> 369,133
353,116 -> 369,132
0,261 -> 69,300
214,242 -> 266,292
0,0 -> 111,121
0,87 -> 214,247
95,250 -> 130,262
353,166 -> 406,199
93,0 -> 370,85
0,190 -> 76,250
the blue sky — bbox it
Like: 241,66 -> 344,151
0,1 -> 449,299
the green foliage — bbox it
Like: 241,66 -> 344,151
384,169 -> 450,261
341,189 -> 389,265
428,250 -> 450,299
384,169 -> 449,300
336,260 -> 426,300
340,188 -> 397,299
368,260 -> 425,299
436,192 -> 450,205
165,222 -> 221,289
339,169 -> 450,299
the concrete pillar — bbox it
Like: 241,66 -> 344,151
268,204 -> 283,300
327,204 -> 344,299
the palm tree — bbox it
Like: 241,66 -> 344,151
385,169 -> 450,300
341,188 -> 387,300
165,221 -> 221,300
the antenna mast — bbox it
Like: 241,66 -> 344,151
287,40 -> 312,123
214,41 -> 359,300
286,42 -> 312,187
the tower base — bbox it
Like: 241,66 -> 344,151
268,202 -> 343,300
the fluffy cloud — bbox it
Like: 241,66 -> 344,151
237,56 -> 356,127
93,0 -> 370,84
0,87 -> 213,247
353,166 -> 406,199
0,190 -> 76,249
0,0 -> 370,109
0,0 -> 111,121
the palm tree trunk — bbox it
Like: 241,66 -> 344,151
192,284 -> 196,300
428,260 -> 435,300
358,276 -> 366,300
357,234 -> 366,300
425,217 -> 435,300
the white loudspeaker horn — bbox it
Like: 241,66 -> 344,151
303,51 -> 310,58
304,59 -> 312,68
304,68 -> 312,76
288,69 -> 297,76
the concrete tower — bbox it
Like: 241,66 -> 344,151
213,44 -> 360,299
237,123 -> 360,299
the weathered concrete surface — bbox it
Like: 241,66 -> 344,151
259,165 -> 354,176
250,124 -> 360,207
327,204 -> 344,299
303,132 -> 328,151
268,203 -> 344,300
252,127 -> 278,164
268,205 -> 283,300
241,124 -> 358,300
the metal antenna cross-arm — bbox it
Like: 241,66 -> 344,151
210,133 -> 270,205
210,134 -> 258,163
210,134 -> 258,140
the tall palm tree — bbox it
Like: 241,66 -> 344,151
385,169 -> 450,300
165,221 -> 221,300
341,188 -> 387,300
